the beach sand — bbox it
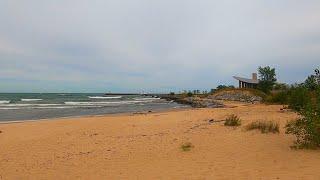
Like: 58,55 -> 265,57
1,102 -> 320,179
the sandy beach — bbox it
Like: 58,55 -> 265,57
1,102 -> 320,179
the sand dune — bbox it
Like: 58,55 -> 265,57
0,102 -> 319,179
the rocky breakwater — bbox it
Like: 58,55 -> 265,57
160,95 -> 224,108
209,90 -> 263,103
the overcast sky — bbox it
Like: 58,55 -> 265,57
0,0 -> 319,93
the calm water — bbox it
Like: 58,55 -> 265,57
0,93 -> 186,122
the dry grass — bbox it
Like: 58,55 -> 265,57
212,88 -> 267,99
224,114 -> 241,126
181,142 -> 194,151
245,121 -> 280,133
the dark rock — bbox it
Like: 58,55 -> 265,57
159,95 -> 224,108
209,91 -> 262,103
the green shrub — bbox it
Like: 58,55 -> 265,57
288,86 -> 311,111
265,91 -> 289,104
284,68 -> 320,149
246,121 -> 279,133
224,114 -> 241,126
181,142 -> 194,151
285,88 -> 320,149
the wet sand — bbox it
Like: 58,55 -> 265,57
1,102 -> 319,179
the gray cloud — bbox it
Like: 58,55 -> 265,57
0,0 -> 319,92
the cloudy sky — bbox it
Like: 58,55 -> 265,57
0,0 -> 319,93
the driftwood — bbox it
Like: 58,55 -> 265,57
184,119 -> 226,133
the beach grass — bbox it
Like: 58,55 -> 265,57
224,114 -> 241,126
245,121 -> 279,133
181,142 -> 194,151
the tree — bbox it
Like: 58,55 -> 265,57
304,76 -> 317,90
216,85 -> 226,90
273,83 -> 288,91
304,68 -> 320,90
216,85 -> 230,90
258,66 -> 277,93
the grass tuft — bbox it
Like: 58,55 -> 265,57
224,114 -> 241,126
181,142 -> 194,151
245,121 -> 279,133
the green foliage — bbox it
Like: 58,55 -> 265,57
258,66 -> 277,82
285,89 -> 320,149
224,114 -> 241,126
273,83 -> 289,91
245,121 -> 280,134
169,92 -> 175,95
288,85 -> 311,111
265,91 -> 289,104
285,68 -> 320,149
303,69 -> 320,91
181,142 -> 194,151
187,91 -> 193,97
304,75 -> 318,91
258,66 -> 277,93
216,85 -> 235,90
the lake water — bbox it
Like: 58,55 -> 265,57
0,93 -> 187,122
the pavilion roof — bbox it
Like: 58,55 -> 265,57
233,76 -> 259,84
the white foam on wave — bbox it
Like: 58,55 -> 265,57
133,97 -> 161,101
0,105 -> 105,110
21,99 -> 43,102
30,106 -> 76,109
0,107 -> 19,110
65,100 -> 146,106
88,96 -> 122,99
0,100 -> 10,104
1,103 -> 61,107
0,106 -> 75,110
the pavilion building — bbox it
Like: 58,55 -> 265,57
233,73 -> 259,88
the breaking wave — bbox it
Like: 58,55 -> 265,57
21,99 -> 43,102
88,96 -> 122,99
0,100 -> 10,104
133,97 -> 161,101
64,100 -> 147,106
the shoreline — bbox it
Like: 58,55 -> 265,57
0,106 -> 192,124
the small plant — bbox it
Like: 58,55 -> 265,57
245,121 -> 279,133
181,142 -> 194,151
224,114 -> 241,126
187,92 -> 193,97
